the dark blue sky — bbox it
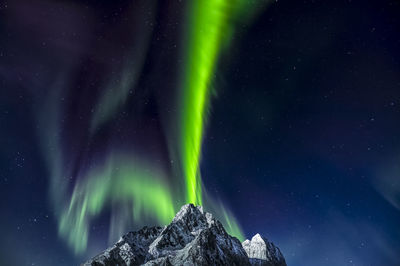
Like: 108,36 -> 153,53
203,1 -> 400,265
1,0 -> 400,265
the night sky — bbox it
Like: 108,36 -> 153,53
1,0 -> 400,265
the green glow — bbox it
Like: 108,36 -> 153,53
36,1 -> 270,255
90,69 -> 135,133
180,0 -> 232,205
180,0 -> 267,205
220,204 -> 245,241
58,154 -> 176,254
203,195 -> 246,241
90,3 -> 156,133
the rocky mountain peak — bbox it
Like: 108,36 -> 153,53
242,233 -> 286,266
251,233 -> 264,242
171,204 -> 209,228
84,205 -> 286,266
172,204 -> 204,221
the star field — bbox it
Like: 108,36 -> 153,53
1,0 -> 400,265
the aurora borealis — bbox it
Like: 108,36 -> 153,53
2,0 -> 400,265
58,155 -> 176,254
38,0 -> 266,255
178,0 -> 266,206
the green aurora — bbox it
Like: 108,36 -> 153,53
38,0 -> 268,255
58,155 -> 176,254
179,0 -> 268,205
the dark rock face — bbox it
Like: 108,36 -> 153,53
84,226 -> 163,266
84,204 -> 286,266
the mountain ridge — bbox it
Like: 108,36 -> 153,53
83,204 -> 286,266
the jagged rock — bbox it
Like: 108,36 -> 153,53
84,226 -> 163,266
242,234 -> 286,266
84,204 -> 286,266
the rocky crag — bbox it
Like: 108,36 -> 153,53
84,204 -> 286,266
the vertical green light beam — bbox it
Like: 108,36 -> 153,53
180,0 -> 264,205
181,0 -> 233,205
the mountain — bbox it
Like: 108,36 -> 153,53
242,234 -> 286,266
83,204 -> 286,266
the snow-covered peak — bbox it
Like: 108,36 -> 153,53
172,203 -> 204,223
243,239 -> 251,245
251,233 -> 265,243
171,203 -> 216,230
242,234 -> 287,266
